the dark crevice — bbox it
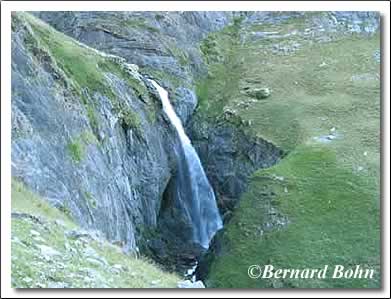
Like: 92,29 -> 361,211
187,117 -> 285,281
143,113 -> 285,278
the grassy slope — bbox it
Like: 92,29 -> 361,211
18,12 -> 149,135
202,15 -> 380,288
11,180 -> 180,288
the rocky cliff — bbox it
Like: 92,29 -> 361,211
12,12 -> 242,258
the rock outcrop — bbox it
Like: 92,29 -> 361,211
34,11 -> 235,124
11,11 -> 236,256
12,12 -> 178,252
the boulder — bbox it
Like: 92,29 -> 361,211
247,87 -> 271,100
177,280 -> 205,288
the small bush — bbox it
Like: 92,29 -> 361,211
67,140 -> 85,163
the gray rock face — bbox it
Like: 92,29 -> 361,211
34,11 -> 234,123
189,120 -> 284,211
177,280 -> 205,288
11,12 -> 235,256
172,87 -> 198,125
12,14 -> 178,251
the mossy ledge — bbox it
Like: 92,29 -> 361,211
18,12 -> 152,136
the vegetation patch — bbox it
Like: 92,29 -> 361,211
120,18 -> 160,33
11,180 -> 180,288
66,130 -> 98,164
140,66 -> 189,89
201,14 -> 380,288
19,13 -> 148,135
207,145 -> 380,288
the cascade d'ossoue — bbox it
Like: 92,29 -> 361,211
149,79 -> 223,249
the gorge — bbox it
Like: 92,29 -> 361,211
149,79 -> 223,250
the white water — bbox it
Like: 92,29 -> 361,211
149,79 -> 223,249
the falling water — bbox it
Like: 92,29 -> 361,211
149,79 -> 223,249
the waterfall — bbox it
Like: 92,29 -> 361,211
149,79 -> 223,249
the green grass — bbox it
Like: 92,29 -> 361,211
120,18 -> 160,33
203,15 -> 380,288
140,66 -> 189,89
11,180 -> 180,288
21,12 -> 113,98
196,20 -> 243,117
66,130 -> 98,164
12,180 -> 75,227
67,140 -> 85,163
208,145 -> 380,288
18,12 -> 149,134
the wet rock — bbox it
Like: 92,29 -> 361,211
190,119 -> 283,210
172,87 -> 197,124
47,281 -> 69,288
177,280 -> 205,288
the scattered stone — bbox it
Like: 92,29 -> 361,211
373,49 -> 380,63
35,282 -> 46,288
313,133 -> 340,143
86,257 -> 106,268
246,87 -> 271,100
47,281 -> 68,288
11,236 -> 26,247
284,186 -> 288,193
319,61 -> 327,67
22,277 -> 33,284
11,212 -> 44,225
65,230 -> 90,243
33,236 -> 47,244
84,246 -> 108,266
37,244 -> 61,260
64,241 -> 76,254
273,175 -> 285,181
54,219 -> 66,227
30,230 -> 40,237
223,107 -> 237,116
110,264 -> 126,274
177,280 -> 205,288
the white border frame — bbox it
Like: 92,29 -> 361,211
1,1 -> 389,298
